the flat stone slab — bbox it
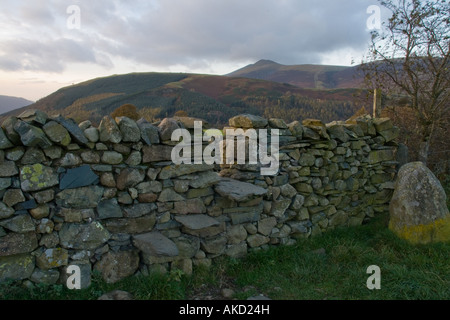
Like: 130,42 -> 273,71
214,177 -> 267,202
175,214 -> 220,230
59,165 -> 99,190
132,232 -> 179,257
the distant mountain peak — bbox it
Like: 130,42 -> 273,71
253,59 -> 281,66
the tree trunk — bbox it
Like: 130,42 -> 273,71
417,122 -> 436,166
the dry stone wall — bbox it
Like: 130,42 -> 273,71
0,110 -> 399,287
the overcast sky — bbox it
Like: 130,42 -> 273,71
0,0 -> 388,102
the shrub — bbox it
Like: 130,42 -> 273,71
111,104 -> 140,121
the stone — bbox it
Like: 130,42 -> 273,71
326,122 -> 349,142
175,214 -> 220,230
229,114 -> 268,129
367,149 -> 395,164
158,163 -> 213,180
373,118 -> 393,132
102,151 -> 123,165
115,116 -> 141,142
14,120 -> 52,149
0,232 -> 38,256
30,268 -> 60,285
247,234 -> 269,248
123,203 -> 157,218
0,128 -> 13,149
98,290 -> 134,300
389,162 -> 450,244
227,225 -> 247,244
270,199 -> 292,218
225,203 -> 263,225
258,217 -> 277,236
80,151 -> 101,164
56,185 -> 104,208
201,236 -> 227,254
60,153 -> 82,167
2,189 -> 25,207
188,171 -> 221,189
328,210 -> 348,227
0,178 -> 11,191
59,221 -> 111,249
125,151 -> 142,166
6,146 -> 25,161
158,188 -> 185,202
97,198 -> 123,219
379,127 -> 400,142
142,145 -> 173,162
35,248 -> 69,269
84,127 -> 99,143
43,121 -> 71,146
132,232 -> 179,257
137,119 -> 160,145
214,178 -> 267,202
0,214 -> 35,233
288,121 -> 303,138
0,202 -> 14,219
158,118 -> 182,141
37,218 -> 54,233
104,215 -> 156,234
54,115 -> 90,146
0,254 -> 35,281
172,236 -> 200,259
20,147 -> 46,165
99,115 -> 122,144
94,250 -> 139,284
18,109 -> 48,125
174,198 -> 206,214
30,204 -> 50,219
59,165 -> 99,190
280,183 -> 297,198
116,168 -> 145,190
269,118 -> 288,129
299,153 -> 315,166
60,263 -> 91,289
33,189 -> 55,204
137,181 -> 163,194
0,161 -> 18,177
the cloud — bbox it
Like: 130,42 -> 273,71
0,0 -> 377,73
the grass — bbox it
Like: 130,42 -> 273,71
1,213 -> 448,300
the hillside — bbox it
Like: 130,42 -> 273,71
0,70 -> 370,127
0,95 -> 34,114
227,59 -> 363,89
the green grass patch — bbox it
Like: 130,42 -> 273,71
1,214 -> 448,300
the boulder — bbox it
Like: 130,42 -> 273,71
158,118 -> 182,141
99,116 -> 122,144
52,115 -> 89,146
43,121 -> 71,146
20,164 -> 58,192
389,162 -> 450,244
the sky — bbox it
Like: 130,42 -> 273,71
0,0 -> 389,102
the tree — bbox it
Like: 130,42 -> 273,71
110,103 -> 140,121
361,0 -> 449,165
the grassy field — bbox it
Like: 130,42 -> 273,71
1,212 -> 448,300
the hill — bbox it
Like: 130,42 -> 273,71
227,59 -> 363,89
0,71 -> 370,127
0,95 -> 34,114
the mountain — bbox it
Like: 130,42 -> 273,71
0,95 -> 34,114
0,70 -> 370,127
227,59 -> 363,89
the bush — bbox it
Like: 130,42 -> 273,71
111,104 -> 140,121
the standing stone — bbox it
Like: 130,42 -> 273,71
389,162 -> 450,244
